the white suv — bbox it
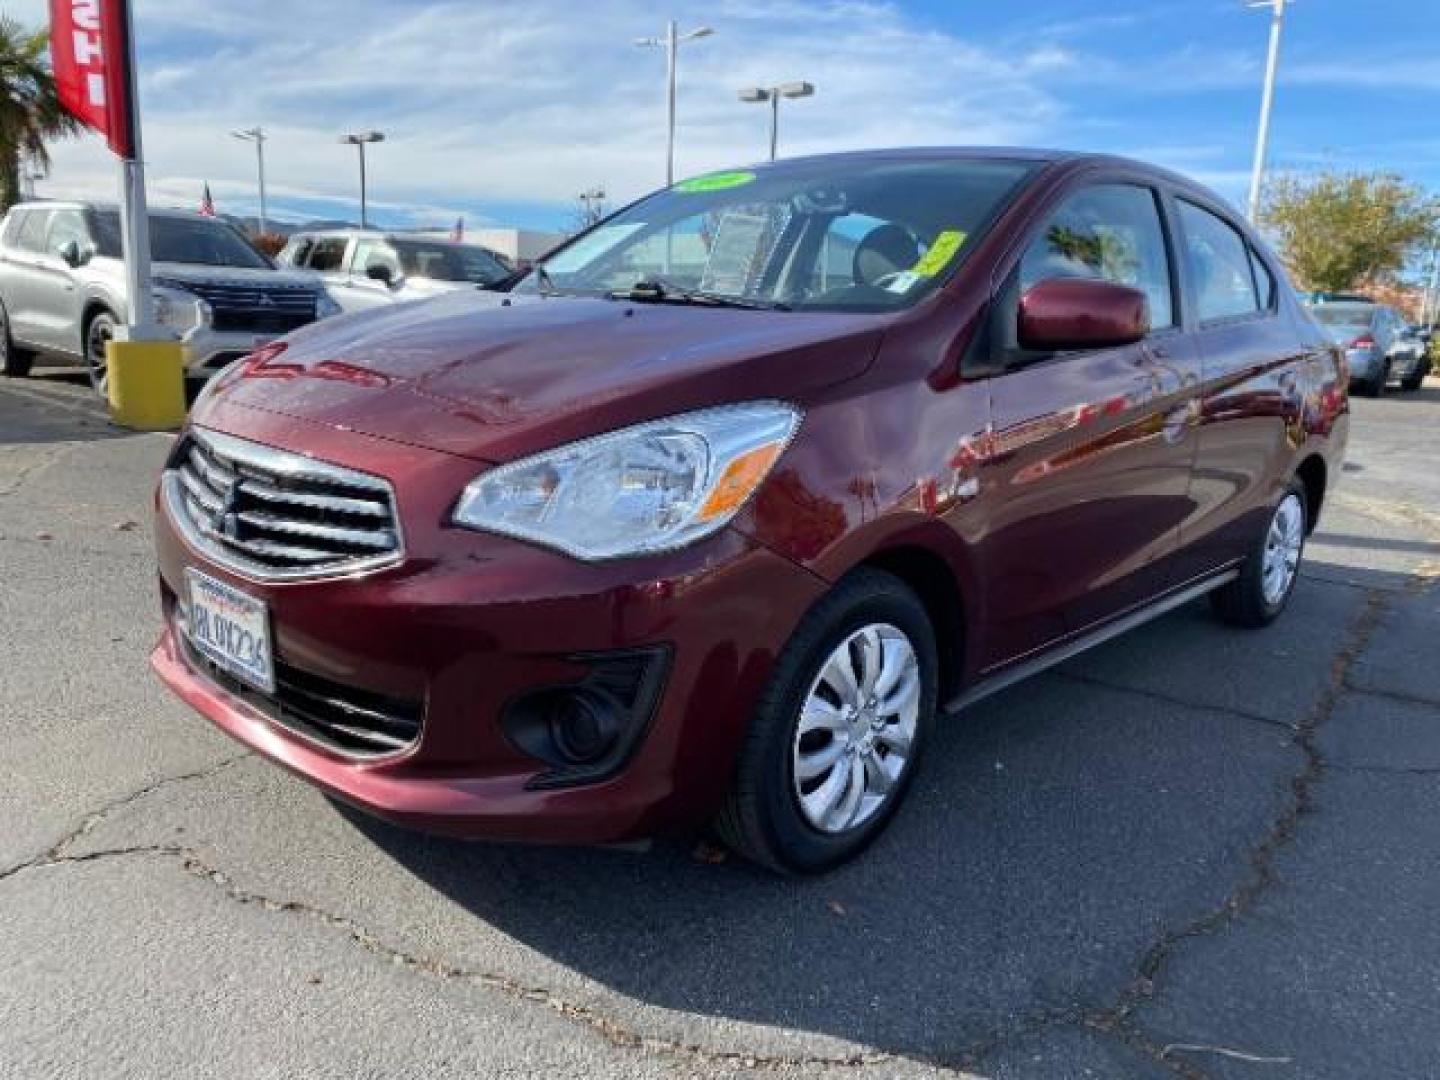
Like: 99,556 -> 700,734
277,229 -> 512,314
0,201 -> 340,394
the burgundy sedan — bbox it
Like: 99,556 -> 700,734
151,149 -> 1348,873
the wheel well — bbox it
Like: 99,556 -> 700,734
860,546 -> 966,702
1296,455 -> 1327,534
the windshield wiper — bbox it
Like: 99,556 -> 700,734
609,279 -> 791,312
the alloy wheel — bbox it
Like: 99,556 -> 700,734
1261,493 -> 1304,605
792,623 -> 921,834
87,316 -> 114,396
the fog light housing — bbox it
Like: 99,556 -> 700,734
502,646 -> 671,789
547,689 -> 622,764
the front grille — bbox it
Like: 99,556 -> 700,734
167,280 -> 318,335
177,623 -> 423,758
163,428 -> 403,581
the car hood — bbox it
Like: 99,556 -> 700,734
199,291 -> 887,464
151,262 -> 320,290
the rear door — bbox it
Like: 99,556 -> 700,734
979,180 -> 1202,667
1171,196 -> 1307,575
300,236 -> 355,309
2,209 -> 57,348
25,209 -> 90,354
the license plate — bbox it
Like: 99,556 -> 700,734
185,569 -> 275,694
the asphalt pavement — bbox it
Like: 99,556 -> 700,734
2,368 -> 1437,1079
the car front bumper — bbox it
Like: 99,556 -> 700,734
149,419 -> 825,844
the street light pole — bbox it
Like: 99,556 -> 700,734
1246,0 -> 1292,224
341,131 -> 385,228
738,82 -> 816,161
635,22 -> 714,186
230,127 -> 268,235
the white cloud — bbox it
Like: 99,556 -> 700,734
23,0 -> 1069,224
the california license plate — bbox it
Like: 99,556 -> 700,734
185,569 -> 275,694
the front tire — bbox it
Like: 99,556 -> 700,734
0,300 -> 34,378
716,568 -> 938,874
1211,480 -> 1308,628
84,310 -> 119,397
1400,361 -> 1428,392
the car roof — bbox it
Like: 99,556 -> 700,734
4,200 -> 230,223
741,146 -> 1201,187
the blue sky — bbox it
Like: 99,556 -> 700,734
17,0 -> 1440,238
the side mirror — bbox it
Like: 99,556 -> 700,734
58,240 -> 86,268
1018,278 -> 1150,353
366,262 -> 395,287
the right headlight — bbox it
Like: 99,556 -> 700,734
452,401 -> 801,561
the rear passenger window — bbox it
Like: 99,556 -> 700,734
15,210 -> 50,253
307,238 -> 349,272
1177,201 -> 1260,323
1019,184 -> 1174,330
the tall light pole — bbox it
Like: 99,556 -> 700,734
1246,0 -> 1293,224
634,21 -> 714,186
341,131 -> 386,228
230,127 -> 268,235
738,82 -> 815,161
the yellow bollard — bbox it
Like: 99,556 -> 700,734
107,338 -> 187,431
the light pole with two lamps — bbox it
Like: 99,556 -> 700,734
634,21 -> 714,186
738,81 -> 815,162
341,131 -> 386,228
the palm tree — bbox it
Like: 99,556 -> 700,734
0,18 -> 80,212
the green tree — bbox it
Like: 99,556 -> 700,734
1261,171 -> 1438,294
0,18 -> 80,212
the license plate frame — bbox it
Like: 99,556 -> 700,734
185,568 -> 275,695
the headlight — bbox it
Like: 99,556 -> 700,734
315,291 -> 342,319
151,286 -> 207,329
453,402 -> 801,560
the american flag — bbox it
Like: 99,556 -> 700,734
450,216 -> 464,243
199,183 -> 216,217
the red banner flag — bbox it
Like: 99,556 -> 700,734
48,0 -> 136,159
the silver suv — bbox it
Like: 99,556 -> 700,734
0,201 -> 340,394
1305,298 -> 1430,397
277,229 -> 511,314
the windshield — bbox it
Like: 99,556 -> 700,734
1309,304 -> 1374,328
91,211 -> 271,269
513,158 -> 1037,312
392,240 -> 510,285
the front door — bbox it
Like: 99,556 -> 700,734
976,181 -> 1201,669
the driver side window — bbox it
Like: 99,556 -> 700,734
1019,184 -> 1175,330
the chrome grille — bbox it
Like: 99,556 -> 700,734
163,428 -> 403,581
158,278 -> 318,334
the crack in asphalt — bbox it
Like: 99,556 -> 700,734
1085,586 -> 1392,1076
0,753 -> 249,885
1052,669 -> 1297,732
1342,684 -> 1440,711
12,845 -> 899,1075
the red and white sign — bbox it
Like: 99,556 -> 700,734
49,0 -> 135,159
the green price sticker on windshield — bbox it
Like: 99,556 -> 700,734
675,170 -> 757,194
912,230 -> 968,277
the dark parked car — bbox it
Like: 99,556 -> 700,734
151,149 -> 1348,873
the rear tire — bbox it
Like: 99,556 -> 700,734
1355,363 -> 1388,398
0,300 -> 34,378
1211,479 -> 1308,628
716,568 -> 938,874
